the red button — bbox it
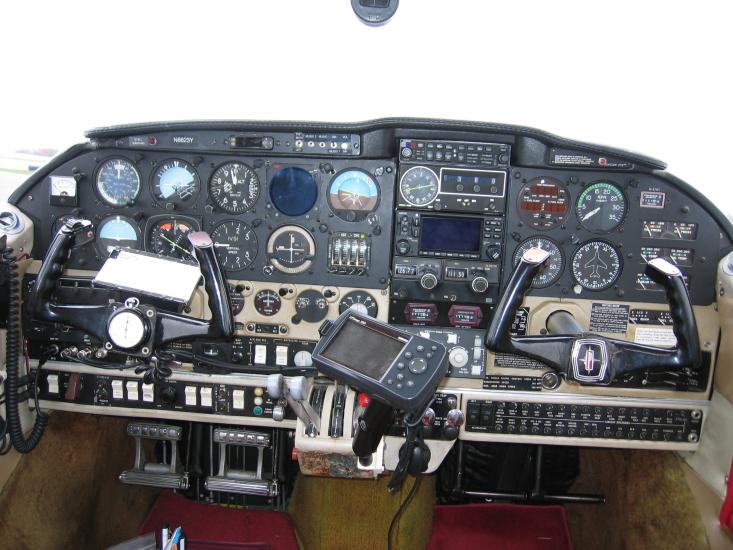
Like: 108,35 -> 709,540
358,393 -> 371,409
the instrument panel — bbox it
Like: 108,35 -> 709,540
11,119 -> 733,452
32,153 -> 395,291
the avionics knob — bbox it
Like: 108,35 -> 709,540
419,272 -> 438,290
471,276 -> 489,294
396,239 -> 411,255
272,404 -> 286,422
448,347 -> 469,370
485,245 -> 502,262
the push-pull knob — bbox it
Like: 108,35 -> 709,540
273,404 -> 286,422
443,409 -> 465,440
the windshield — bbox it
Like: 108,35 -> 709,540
1,1 -> 730,217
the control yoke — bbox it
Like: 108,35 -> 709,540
485,247 -> 702,385
31,219 -> 234,357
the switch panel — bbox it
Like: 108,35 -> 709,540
36,370 -> 296,421
464,399 -> 703,443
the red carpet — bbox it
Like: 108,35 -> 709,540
139,492 -> 299,550
427,503 -> 573,550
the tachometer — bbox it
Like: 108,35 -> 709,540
513,237 -> 564,288
399,166 -> 439,206
338,291 -> 378,317
147,217 -> 198,260
95,215 -> 141,257
328,169 -> 380,222
571,240 -> 622,291
95,158 -> 141,207
517,177 -> 569,230
211,220 -> 258,272
209,162 -> 260,213
576,181 -> 627,233
152,159 -> 200,208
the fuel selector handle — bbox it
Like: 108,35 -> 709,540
485,247 -> 702,386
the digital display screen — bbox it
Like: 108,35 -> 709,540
419,216 -> 482,253
321,318 -> 407,380
440,169 -> 506,196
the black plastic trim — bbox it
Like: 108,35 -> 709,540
84,118 -> 666,169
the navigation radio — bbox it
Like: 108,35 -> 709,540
394,211 -> 503,262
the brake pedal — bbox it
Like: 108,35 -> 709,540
204,428 -> 278,497
119,422 -> 189,490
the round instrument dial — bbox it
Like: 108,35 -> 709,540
328,169 -> 380,222
269,166 -> 318,216
338,291 -> 378,317
254,289 -> 281,316
571,240 -> 622,291
513,237 -> 564,288
209,162 -> 260,213
517,177 -> 570,230
294,289 -> 329,323
211,220 -> 258,272
95,215 -> 141,257
152,159 -> 200,207
107,310 -> 147,349
399,166 -> 439,206
95,158 -> 141,206
229,285 -> 245,316
147,217 -> 198,260
267,225 -> 315,274
576,181 -> 627,233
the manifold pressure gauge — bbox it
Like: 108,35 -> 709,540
107,308 -> 148,350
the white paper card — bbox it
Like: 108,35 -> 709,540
94,249 -> 200,303
633,326 -> 677,347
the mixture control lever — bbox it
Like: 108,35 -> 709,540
267,374 -> 321,433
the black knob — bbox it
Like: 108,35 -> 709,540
471,276 -> 489,294
159,385 -> 177,405
485,246 -> 502,262
396,239 -> 411,255
420,272 -> 438,290
541,371 -> 561,390
231,351 -> 243,363
443,424 -> 459,440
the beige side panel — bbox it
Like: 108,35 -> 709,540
716,253 -> 733,400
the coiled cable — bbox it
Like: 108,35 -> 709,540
3,246 -> 49,453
